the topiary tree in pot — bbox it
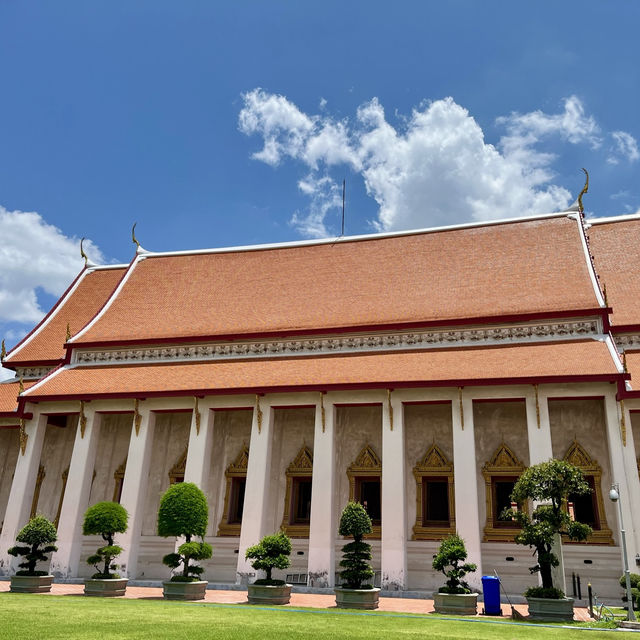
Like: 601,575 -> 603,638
8,515 -> 58,593
157,482 -> 212,600
245,531 -> 292,604
507,459 -> 592,621
432,534 -> 478,615
82,501 -> 129,597
335,501 -> 379,609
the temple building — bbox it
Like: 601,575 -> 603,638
1,209 -> 640,598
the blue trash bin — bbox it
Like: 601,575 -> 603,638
481,575 -> 502,616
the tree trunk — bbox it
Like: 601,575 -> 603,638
266,566 -> 272,582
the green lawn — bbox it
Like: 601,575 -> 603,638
0,594 -> 618,640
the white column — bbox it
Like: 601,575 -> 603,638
452,391 -> 483,590
0,409 -> 48,575
604,394 -> 638,562
526,387 -> 565,593
621,404 -> 640,554
236,397 -> 274,584
308,396 -> 336,588
118,405 -> 156,580
183,404 -> 215,488
381,392 -> 406,590
50,407 -> 102,578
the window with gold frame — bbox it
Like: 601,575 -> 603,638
482,442 -> 525,542
347,444 -> 382,538
563,440 -> 613,545
217,445 -> 249,537
412,444 -> 455,540
280,445 -> 313,538
169,448 -> 187,485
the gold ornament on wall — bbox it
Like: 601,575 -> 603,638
255,395 -> 263,433
534,384 -> 541,429
320,392 -> 325,433
133,399 -> 142,436
458,387 -> 464,430
65,323 -> 72,342
19,418 -> 28,455
620,400 -> 627,447
194,397 -> 201,435
79,400 -> 87,439
387,389 -> 393,431
18,376 -> 24,395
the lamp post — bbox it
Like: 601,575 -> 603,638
609,483 -> 637,621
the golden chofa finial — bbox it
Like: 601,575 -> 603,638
1,339 -> 6,360
66,323 -> 72,342
132,223 -> 141,249
80,237 -> 89,267
19,376 -> 24,394
577,168 -> 589,214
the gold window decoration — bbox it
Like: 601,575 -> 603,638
347,444 -> 382,539
280,445 -> 313,538
54,467 -> 70,528
482,442 -> 525,542
168,448 -> 187,485
112,458 -> 127,503
29,464 -> 46,519
412,444 -> 455,540
563,440 -> 613,545
217,445 -> 249,537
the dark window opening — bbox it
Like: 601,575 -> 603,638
493,479 -> 517,527
291,478 -> 312,524
229,477 -> 246,524
170,475 -> 184,485
423,479 -> 450,526
357,477 -> 381,524
569,476 -> 598,528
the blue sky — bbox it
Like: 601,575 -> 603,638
1,1 -> 639,365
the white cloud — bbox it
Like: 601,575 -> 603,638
608,131 -> 639,165
238,91 -> 621,236
0,205 -> 103,324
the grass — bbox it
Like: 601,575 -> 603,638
0,594 -> 619,640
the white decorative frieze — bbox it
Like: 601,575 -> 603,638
72,319 -> 600,367
616,335 -> 640,351
15,367 -> 53,381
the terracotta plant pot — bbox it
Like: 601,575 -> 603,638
526,596 -> 574,622
84,578 -> 128,597
334,587 -> 380,610
247,583 -> 292,605
432,592 -> 478,615
10,575 -> 54,593
162,580 -> 208,601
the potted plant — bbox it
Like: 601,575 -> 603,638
7,515 -> 58,593
245,531 -> 292,604
158,482 -> 212,600
82,501 -> 129,597
334,501 -> 379,609
432,534 -> 478,615
620,573 -> 640,612
508,459 -> 592,621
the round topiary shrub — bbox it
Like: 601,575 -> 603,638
245,531 -> 292,585
157,482 -> 212,582
83,501 -> 128,579
8,515 -> 58,576
338,501 -> 374,589
432,534 -> 477,594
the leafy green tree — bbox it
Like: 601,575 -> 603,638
158,482 -> 212,582
245,532 -> 292,585
619,573 -> 640,610
83,501 -> 128,578
8,515 -> 58,576
338,501 -> 374,589
432,534 -> 477,594
508,459 -> 592,593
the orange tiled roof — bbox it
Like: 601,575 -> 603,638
624,351 -> 640,394
589,218 -> 640,329
0,380 -> 35,414
5,267 -> 125,365
25,340 -> 619,400
72,216 -> 600,345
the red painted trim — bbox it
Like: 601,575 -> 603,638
0,424 -> 19,430
629,409 -> 640,414
0,411 -> 32,419
546,396 -> 605,402
402,400 -> 452,406
65,308 -> 607,351
611,324 -> 640,334
42,411 -> 80,416
96,410 -> 134,415
152,408 -> 193,414
472,397 -> 526,404
212,406 -> 253,412
22,373 -> 626,405
0,359 -> 60,371
333,402 -> 383,408
272,404 -> 316,410
3,268 -> 86,361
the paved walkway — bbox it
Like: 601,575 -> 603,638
0,582 -> 592,621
